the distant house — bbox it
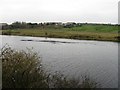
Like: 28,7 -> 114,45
43,22 -> 62,26
55,22 -> 62,26
63,22 -> 76,28
0,23 -> 8,30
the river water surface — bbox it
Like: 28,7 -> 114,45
1,35 -> 118,88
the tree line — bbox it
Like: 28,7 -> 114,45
1,21 -> 118,30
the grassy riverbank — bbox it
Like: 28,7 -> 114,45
1,24 -> 119,42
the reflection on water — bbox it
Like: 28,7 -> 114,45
1,35 -> 118,88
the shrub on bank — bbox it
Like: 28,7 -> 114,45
1,47 -> 99,88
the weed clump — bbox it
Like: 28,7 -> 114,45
1,47 -> 99,88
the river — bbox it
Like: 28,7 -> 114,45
0,35 -> 118,88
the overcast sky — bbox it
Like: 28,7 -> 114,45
0,0 -> 119,24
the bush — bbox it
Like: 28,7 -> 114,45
2,47 -> 48,88
1,47 -> 99,88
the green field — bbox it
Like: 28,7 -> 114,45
1,24 -> 119,42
